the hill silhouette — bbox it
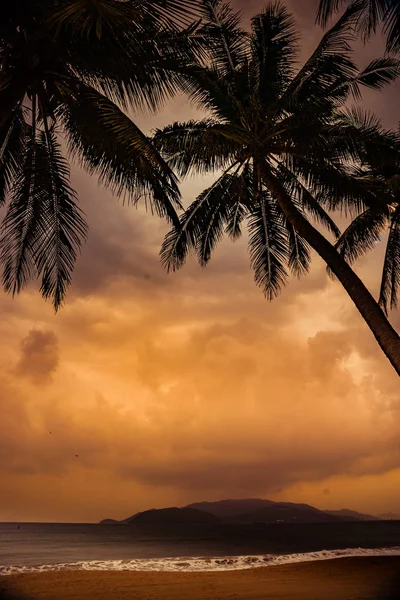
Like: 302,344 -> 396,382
230,503 -> 343,523
185,499 -> 275,518
100,498 -> 382,525
325,509 -> 380,521
127,507 -> 221,524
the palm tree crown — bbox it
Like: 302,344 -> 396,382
0,0 -> 201,309
153,0 -> 400,373
156,0 -> 398,296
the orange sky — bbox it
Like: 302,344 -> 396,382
0,0 -> 399,523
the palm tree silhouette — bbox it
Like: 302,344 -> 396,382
154,0 -> 400,373
0,0 -> 201,309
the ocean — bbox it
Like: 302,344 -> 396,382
1,521 -> 400,576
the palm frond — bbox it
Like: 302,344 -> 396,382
275,162 -> 342,239
0,106 -> 26,205
282,1 -> 362,110
384,0 -> 400,53
197,0 -> 248,74
134,0 -> 203,29
51,0 -> 201,36
195,173 -> 243,266
250,2 -> 299,105
355,0 -> 389,42
49,0 -> 141,39
334,106 -> 400,168
153,119 -> 239,177
248,192 -> 289,299
286,222 -> 311,277
66,30 -> 196,113
294,157 -> 384,216
271,194 -> 312,278
336,207 -> 388,264
225,163 -> 253,240
316,0 -> 346,26
316,0 -> 400,54
58,83 -> 181,225
160,168 -> 251,270
379,206 -> 400,314
35,127 -> 88,310
352,57 -> 400,93
1,133 -> 43,296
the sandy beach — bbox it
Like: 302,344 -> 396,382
1,557 -> 399,600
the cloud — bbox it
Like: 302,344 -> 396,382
0,0 -> 399,523
15,330 -> 59,384
0,286 -> 399,521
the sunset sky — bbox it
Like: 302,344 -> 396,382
1,0 -> 399,523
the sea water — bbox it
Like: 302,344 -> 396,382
1,521 -> 400,576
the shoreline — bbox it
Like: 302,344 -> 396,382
2,545 -> 400,576
1,556 -> 400,600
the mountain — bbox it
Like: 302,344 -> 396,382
99,518 -> 120,524
325,509 -> 380,522
128,507 -> 221,524
100,498 -> 381,525
186,499 -> 275,519
229,502 -> 344,524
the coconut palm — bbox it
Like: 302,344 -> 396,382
153,0 -> 400,374
0,0 -> 202,309
317,0 -> 400,54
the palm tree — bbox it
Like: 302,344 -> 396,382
317,0 -> 400,54
153,0 -> 400,374
0,0 -> 202,309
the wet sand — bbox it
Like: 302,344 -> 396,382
1,557 -> 399,600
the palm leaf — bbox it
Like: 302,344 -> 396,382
197,0 -> 248,74
275,162 -> 342,239
282,1 -> 362,111
351,57 -> 400,95
153,119 -> 239,177
0,106 -> 26,205
248,191 -> 289,299
316,0 -> 400,54
225,163 -> 253,240
1,134 -> 43,296
336,207 -> 388,264
379,206 -> 400,314
286,222 -> 311,277
58,83 -> 181,225
316,0 -> 346,26
185,64 -> 248,123
356,0 -> 389,41
333,106 -> 400,168
51,0 -> 201,35
384,0 -> 400,53
160,168 -> 251,270
134,0 -> 203,28
250,2 -> 298,106
34,127 -> 88,310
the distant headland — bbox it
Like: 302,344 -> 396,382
100,498 -> 388,525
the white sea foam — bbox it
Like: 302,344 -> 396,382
1,547 -> 400,576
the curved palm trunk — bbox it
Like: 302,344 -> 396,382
265,173 -> 400,376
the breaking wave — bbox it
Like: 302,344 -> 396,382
1,546 -> 400,576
